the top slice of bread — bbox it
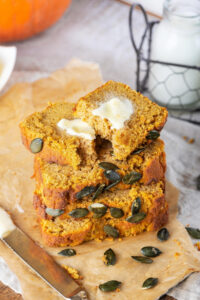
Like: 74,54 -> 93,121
74,81 -> 168,160
19,102 -> 97,169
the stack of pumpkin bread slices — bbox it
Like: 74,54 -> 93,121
20,81 -> 168,247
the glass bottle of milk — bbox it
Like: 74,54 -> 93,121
148,0 -> 200,108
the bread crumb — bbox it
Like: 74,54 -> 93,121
63,265 -> 81,280
174,252 -> 181,258
182,136 -> 195,144
194,242 -> 200,251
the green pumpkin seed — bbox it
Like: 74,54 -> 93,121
146,130 -> 160,140
186,227 -> 200,239
122,171 -> 142,185
131,256 -> 153,264
104,225 -> 119,238
75,186 -> 96,200
104,248 -> 116,266
131,197 -> 141,214
99,280 -> 121,292
30,138 -> 43,153
89,203 -> 107,217
45,208 -> 64,217
157,228 -> 170,241
69,208 -> 89,218
132,147 -> 145,155
196,175 -> 200,190
110,207 -> 124,218
92,184 -> 106,201
58,248 -> 76,256
104,170 -> 121,182
126,212 -> 146,223
142,277 -> 158,289
104,179 -> 121,191
141,246 -> 162,257
99,162 -> 119,171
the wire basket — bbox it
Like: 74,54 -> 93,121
129,4 -> 200,124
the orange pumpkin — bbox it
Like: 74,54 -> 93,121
0,0 -> 71,42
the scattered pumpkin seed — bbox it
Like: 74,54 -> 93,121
142,277 -> 158,289
99,280 -> 121,292
126,212 -> 146,223
75,186 -> 96,200
186,227 -> 200,239
131,197 -> 141,215
104,170 -> 121,182
141,246 -> 162,257
69,208 -> 89,218
99,162 -> 119,171
103,248 -> 116,266
157,228 -> 170,241
92,184 -> 106,201
30,138 -> 43,153
146,130 -> 160,140
196,175 -> 200,190
104,179 -> 121,191
104,225 -> 119,238
131,256 -> 153,264
58,248 -> 76,256
89,203 -> 107,217
122,171 -> 142,185
110,207 -> 124,218
132,147 -> 146,155
45,208 -> 64,217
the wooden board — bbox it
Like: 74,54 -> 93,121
0,281 -> 23,300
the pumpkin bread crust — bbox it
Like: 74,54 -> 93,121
19,102 -> 97,169
74,81 -> 168,160
33,139 -> 166,209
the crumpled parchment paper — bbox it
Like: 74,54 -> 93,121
0,59 -> 200,300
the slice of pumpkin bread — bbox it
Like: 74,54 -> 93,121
74,81 -> 168,160
19,102 -> 97,169
33,139 -> 166,209
38,181 -> 168,247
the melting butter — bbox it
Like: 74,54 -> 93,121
92,97 -> 133,130
0,207 -> 16,238
57,119 -> 95,140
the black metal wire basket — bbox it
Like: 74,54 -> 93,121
129,4 -> 200,124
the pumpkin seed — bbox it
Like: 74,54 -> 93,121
126,212 -> 146,223
141,246 -> 162,257
131,197 -> 141,214
196,175 -> 200,190
75,186 -> 96,200
45,208 -> 64,217
104,225 -> 119,238
122,171 -> 142,185
142,277 -> 158,289
132,147 -> 145,155
99,280 -> 121,292
104,170 -> 121,182
131,256 -> 153,264
89,203 -> 107,217
104,179 -> 121,191
92,184 -> 106,201
99,162 -> 119,171
69,208 -> 89,218
58,248 -> 76,256
157,228 -> 170,241
186,227 -> 200,239
110,207 -> 124,218
146,130 -> 160,140
103,248 -> 116,266
30,138 -> 43,153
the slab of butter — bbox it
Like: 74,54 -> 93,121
0,207 -> 16,238
92,97 -> 134,130
57,119 -> 95,140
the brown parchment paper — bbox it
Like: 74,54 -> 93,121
0,59 -> 200,300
